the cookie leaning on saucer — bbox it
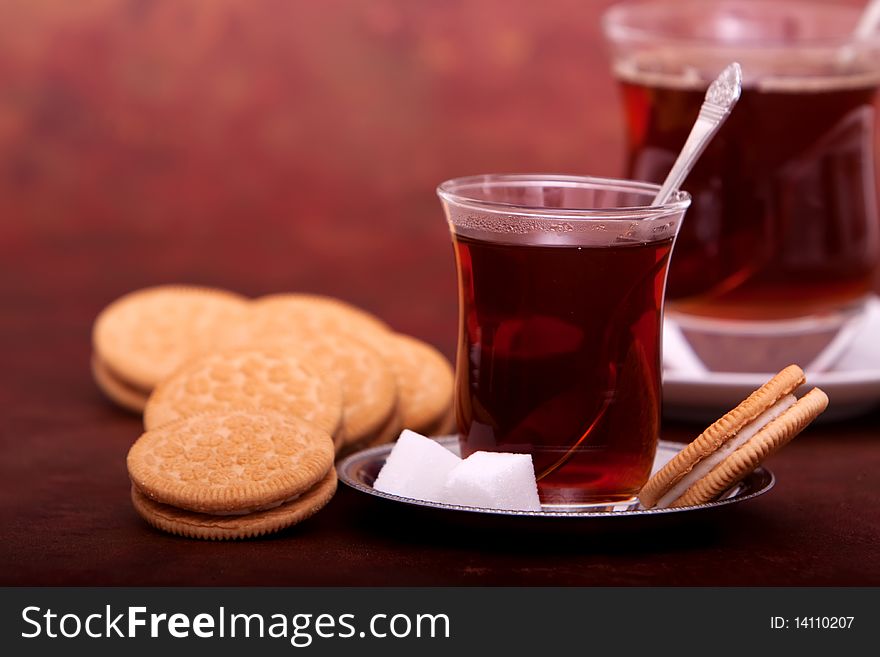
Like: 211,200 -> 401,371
127,411 -> 336,539
143,348 -> 344,442
640,365 -> 828,509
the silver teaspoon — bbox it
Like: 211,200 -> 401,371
653,62 -> 742,205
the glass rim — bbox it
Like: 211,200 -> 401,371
436,173 -> 691,221
602,0 -> 880,50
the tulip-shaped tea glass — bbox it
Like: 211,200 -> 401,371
438,174 -> 690,506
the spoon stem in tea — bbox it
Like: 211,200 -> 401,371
652,63 -> 742,206
854,0 -> 880,41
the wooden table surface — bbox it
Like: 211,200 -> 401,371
2,0 -> 878,586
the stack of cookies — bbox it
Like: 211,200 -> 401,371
127,412 -> 338,540
92,285 -> 455,539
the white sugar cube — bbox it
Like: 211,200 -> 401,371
373,430 -> 461,503
441,451 -> 541,511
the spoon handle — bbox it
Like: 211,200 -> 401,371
854,0 -> 880,41
653,63 -> 742,206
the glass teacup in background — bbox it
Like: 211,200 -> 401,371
604,0 -> 880,373
438,175 -> 690,506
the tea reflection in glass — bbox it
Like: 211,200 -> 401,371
604,0 -> 880,369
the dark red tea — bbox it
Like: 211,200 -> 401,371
452,233 -> 673,504
621,73 -> 880,320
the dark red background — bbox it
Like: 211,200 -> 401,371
1,0 -> 878,585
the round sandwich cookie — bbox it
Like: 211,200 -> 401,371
335,405 -> 403,459
291,334 -> 398,450
93,285 -> 249,393
91,355 -> 150,413
345,404 -> 403,455
130,468 -> 337,540
368,405 -> 402,448
223,329 -> 398,452
232,293 -> 391,345
639,365 -> 829,509
368,333 -> 454,436
127,411 -> 335,521
143,348 -> 344,439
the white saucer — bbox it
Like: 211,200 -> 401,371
663,296 -> 880,420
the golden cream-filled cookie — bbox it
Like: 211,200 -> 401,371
91,354 -> 150,413
640,365 -> 828,508
143,348 -> 344,441
130,469 -> 337,540
93,285 -> 249,392
127,411 -> 335,516
222,327 -> 398,451
225,293 -> 391,346
368,333 -> 454,436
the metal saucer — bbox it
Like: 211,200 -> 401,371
337,437 -> 775,522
